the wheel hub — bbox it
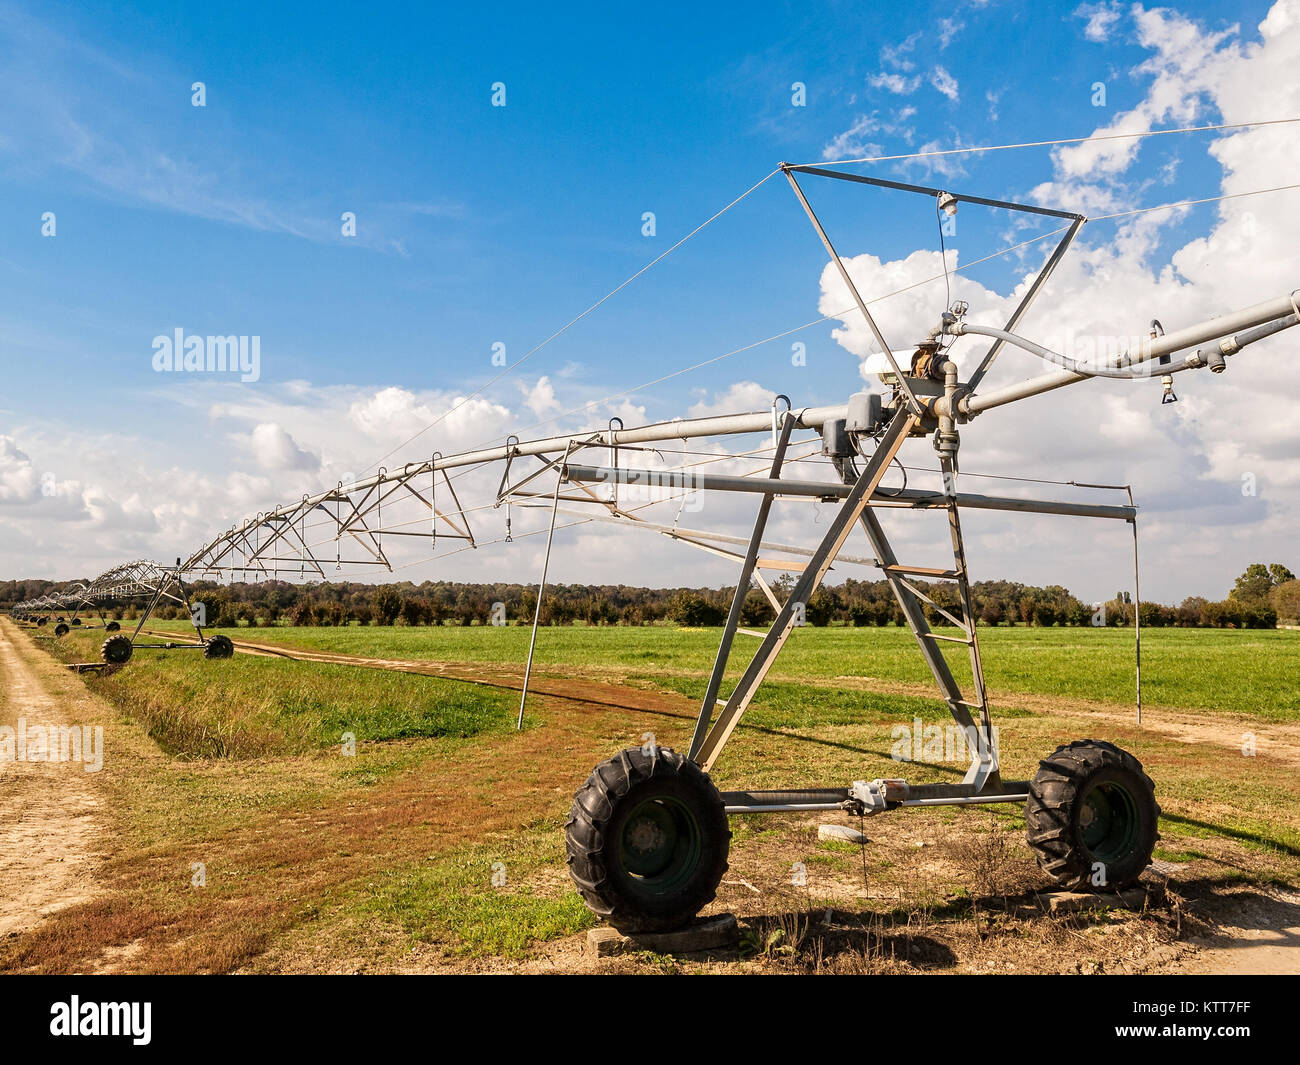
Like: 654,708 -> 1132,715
626,815 -> 668,857
616,796 -> 703,891
1080,781 -> 1139,864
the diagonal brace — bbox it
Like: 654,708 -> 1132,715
692,409 -> 917,771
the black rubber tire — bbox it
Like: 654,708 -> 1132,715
1026,739 -> 1159,890
565,746 -> 730,933
101,634 -> 134,665
203,634 -> 234,660
54,623 -> 70,637
36,617 -> 47,626
70,618 -> 81,626
105,621 -> 121,632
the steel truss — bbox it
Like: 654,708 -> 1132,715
559,406 -> 1136,810
183,458 -> 478,579
11,161 -> 1299,834
549,163 -> 1296,821
12,559 -> 226,662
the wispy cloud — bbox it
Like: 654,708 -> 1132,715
1075,1 -> 1124,42
930,66 -> 960,102
868,72 -> 920,94
821,107 -> 917,161
880,31 -> 922,71
384,199 -> 468,220
0,7 -> 459,251
986,87 -> 1003,122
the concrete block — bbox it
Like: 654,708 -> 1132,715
1043,887 -> 1148,914
585,913 -> 738,957
818,824 -> 868,844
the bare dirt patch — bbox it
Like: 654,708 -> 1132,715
1156,888 -> 1300,974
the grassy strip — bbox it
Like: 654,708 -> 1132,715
148,621 -> 1300,720
633,672 -> 1034,732
41,629 -> 513,758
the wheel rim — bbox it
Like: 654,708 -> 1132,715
616,796 -> 703,898
1079,780 -> 1140,864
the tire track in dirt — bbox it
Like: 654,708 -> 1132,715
824,674 -> 1300,768
0,619 -> 107,937
139,628 -> 700,718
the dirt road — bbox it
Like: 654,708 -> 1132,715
1160,891 -> 1300,974
0,619 -> 106,937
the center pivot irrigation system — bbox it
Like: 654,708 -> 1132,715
12,559 -> 235,663
13,161 -> 1299,932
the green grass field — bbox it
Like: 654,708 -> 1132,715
45,626 -> 516,758
142,621 -> 1300,722
14,617 -> 1300,972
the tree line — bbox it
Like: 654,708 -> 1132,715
4,562 -> 1294,629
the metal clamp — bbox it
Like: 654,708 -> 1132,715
850,778 -> 909,814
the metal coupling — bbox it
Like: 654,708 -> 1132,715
935,427 -> 960,459
850,778 -> 909,814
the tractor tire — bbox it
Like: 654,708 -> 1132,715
54,623 -> 69,637
203,634 -> 234,660
565,746 -> 730,933
1026,739 -> 1158,890
101,634 -> 134,665
105,621 -> 121,632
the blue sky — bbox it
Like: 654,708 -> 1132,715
3,0 -> 1253,414
3,0 -> 1297,602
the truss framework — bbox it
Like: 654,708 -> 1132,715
11,559 -> 220,659
559,410 -> 1137,789
12,162 -> 1299,809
